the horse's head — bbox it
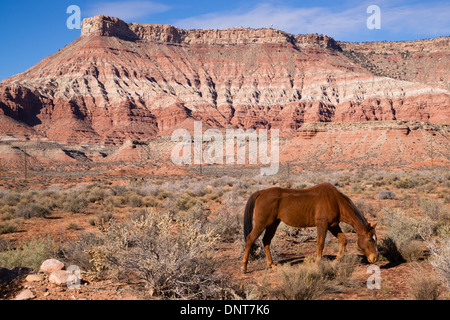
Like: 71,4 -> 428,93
357,223 -> 379,263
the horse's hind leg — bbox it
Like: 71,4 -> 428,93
329,225 -> 347,261
242,224 -> 266,273
262,220 -> 281,269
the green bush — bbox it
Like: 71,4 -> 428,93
0,238 -> 54,270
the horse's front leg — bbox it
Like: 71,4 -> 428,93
315,224 -> 328,263
329,225 -> 347,261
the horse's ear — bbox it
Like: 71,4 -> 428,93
367,223 -> 377,231
372,223 -> 377,229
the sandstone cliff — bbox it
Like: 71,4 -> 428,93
339,37 -> 450,91
0,15 -> 448,145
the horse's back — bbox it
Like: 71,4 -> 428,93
256,184 -> 341,228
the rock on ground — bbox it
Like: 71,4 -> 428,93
49,270 -> 78,287
40,259 -> 65,273
14,289 -> 36,300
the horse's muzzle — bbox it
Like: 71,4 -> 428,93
368,254 -> 379,264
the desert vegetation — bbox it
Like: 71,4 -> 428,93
0,168 -> 449,300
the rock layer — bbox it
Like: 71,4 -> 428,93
0,15 -> 448,145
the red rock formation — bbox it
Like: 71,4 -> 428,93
282,122 -> 450,170
339,37 -> 450,91
0,15 -> 448,145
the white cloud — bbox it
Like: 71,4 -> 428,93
380,2 -> 450,37
175,2 -> 366,37
86,1 -> 170,21
174,1 -> 450,41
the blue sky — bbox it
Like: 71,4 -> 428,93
0,0 -> 449,81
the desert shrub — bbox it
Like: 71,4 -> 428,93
208,207 -> 242,241
111,185 -> 128,196
354,199 -> 377,218
61,191 -> 88,213
66,208 -> 229,299
175,192 -> 200,211
126,192 -> 143,207
427,239 -> 450,289
380,209 -> 425,262
409,268 -> 443,300
142,195 -> 159,207
0,221 -> 19,234
86,187 -> 107,203
103,195 -> 126,208
274,264 -> 327,300
186,182 -> 210,197
36,195 -> 60,211
156,188 -> 173,200
381,209 -> 422,244
418,197 -> 448,221
66,222 -> 81,231
378,190 -> 396,200
395,177 -> 418,189
0,205 -> 16,220
211,176 -> 237,187
421,181 -> 437,193
351,185 -> 365,194
64,231 -> 105,271
273,259 -> 355,300
400,241 -> 424,262
0,238 -> 54,270
137,184 -> 160,197
340,222 -> 355,233
0,191 -> 21,206
94,212 -> 115,227
278,222 -> 300,237
436,224 -> 450,239
15,202 -> 51,219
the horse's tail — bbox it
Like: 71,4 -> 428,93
243,191 -> 260,241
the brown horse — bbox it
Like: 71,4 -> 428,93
242,183 -> 378,273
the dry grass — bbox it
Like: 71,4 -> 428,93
408,265 -> 444,300
272,258 -> 358,300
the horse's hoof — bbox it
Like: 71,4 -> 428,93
241,267 -> 247,274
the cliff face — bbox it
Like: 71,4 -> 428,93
0,15 -> 448,145
339,37 -> 450,91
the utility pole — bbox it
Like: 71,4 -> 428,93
287,161 -> 290,179
24,148 -> 28,181
430,131 -> 434,170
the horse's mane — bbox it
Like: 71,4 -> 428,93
337,189 -> 368,228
